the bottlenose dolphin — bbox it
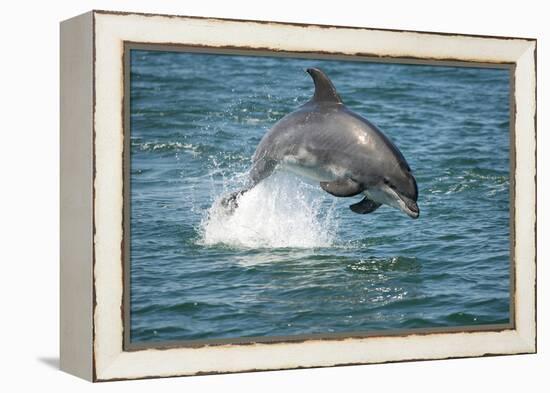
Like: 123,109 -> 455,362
223,67 -> 419,219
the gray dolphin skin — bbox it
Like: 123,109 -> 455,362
223,67 -> 419,219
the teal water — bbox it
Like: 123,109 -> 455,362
129,50 -> 511,343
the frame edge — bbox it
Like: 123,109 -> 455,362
91,11 -> 538,380
60,10 -> 95,382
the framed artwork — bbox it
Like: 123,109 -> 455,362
60,10 -> 536,381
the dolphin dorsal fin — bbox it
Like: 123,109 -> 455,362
306,68 -> 343,104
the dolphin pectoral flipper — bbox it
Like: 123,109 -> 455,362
349,197 -> 382,214
320,178 -> 363,197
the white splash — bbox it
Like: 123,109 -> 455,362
198,172 -> 338,249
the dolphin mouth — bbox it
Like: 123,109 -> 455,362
366,185 -> 420,219
386,186 -> 419,219
398,195 -> 420,219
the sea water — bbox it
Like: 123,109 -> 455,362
129,51 -> 510,343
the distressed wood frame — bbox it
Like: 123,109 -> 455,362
60,10 -> 537,382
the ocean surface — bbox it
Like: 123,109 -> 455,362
129,50 -> 511,344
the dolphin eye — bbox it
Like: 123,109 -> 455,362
383,178 -> 397,190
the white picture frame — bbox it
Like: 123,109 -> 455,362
60,10 -> 536,382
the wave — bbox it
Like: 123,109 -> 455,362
134,141 -> 198,153
197,172 -> 339,249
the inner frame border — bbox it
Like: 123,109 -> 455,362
121,41 -> 517,352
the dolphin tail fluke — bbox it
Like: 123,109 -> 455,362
349,197 -> 381,214
219,158 -> 275,214
220,189 -> 249,213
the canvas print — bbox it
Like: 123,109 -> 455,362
128,49 -> 511,345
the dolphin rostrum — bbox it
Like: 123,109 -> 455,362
223,67 -> 419,219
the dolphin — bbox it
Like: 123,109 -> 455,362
223,67 -> 419,219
